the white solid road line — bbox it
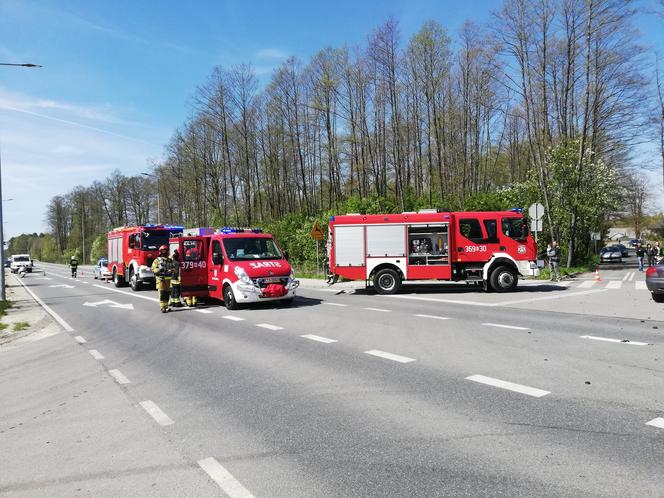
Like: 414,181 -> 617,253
139,400 -> 174,426
466,374 -> 550,397
256,323 -> 284,331
646,418 -> 664,429
88,349 -> 104,360
223,315 -> 245,321
577,280 -> 596,288
636,281 -> 647,290
13,275 -> 75,332
364,349 -> 416,363
491,288 -> 608,307
580,335 -> 648,346
300,334 -> 338,344
323,302 -> 348,307
74,336 -> 86,344
108,369 -> 131,385
198,457 -> 255,498
415,314 -> 449,320
363,307 -> 391,312
606,280 -> 622,289
482,322 -> 530,331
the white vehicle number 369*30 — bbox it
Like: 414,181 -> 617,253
465,245 -> 487,253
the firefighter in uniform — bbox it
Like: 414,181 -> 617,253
152,245 -> 175,313
184,245 -> 198,307
70,255 -> 79,278
170,249 -> 183,308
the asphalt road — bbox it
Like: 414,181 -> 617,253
4,260 -> 664,497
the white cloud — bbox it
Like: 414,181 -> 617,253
255,48 -> 290,61
0,90 -> 164,238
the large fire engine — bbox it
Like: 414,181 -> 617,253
327,210 -> 541,294
107,224 -> 183,290
172,227 -> 299,309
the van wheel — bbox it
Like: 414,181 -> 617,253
489,266 -> 517,292
652,292 -> 664,303
113,269 -> 125,288
129,269 -> 142,291
373,268 -> 401,295
223,284 -> 240,310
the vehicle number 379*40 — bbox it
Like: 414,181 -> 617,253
181,261 -> 207,269
465,245 -> 487,253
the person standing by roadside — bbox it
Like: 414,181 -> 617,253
636,243 -> 646,272
69,255 -> 78,278
169,249 -> 183,308
547,241 -> 561,282
655,242 -> 663,263
151,245 -> 175,313
646,243 -> 654,267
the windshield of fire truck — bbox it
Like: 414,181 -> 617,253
501,217 -> 528,241
141,230 -> 171,250
223,237 -> 282,261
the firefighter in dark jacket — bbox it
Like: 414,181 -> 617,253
170,249 -> 183,307
70,255 -> 79,278
152,245 -> 175,313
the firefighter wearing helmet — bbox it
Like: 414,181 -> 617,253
169,249 -> 183,308
151,245 -> 175,313
69,255 -> 79,278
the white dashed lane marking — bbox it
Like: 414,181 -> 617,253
646,418 -> 664,429
415,314 -> 449,320
198,457 -> 255,498
363,307 -> 391,312
256,323 -> 284,331
323,302 -> 348,307
108,369 -> 131,385
195,309 -> 213,314
139,400 -> 174,426
364,349 -> 416,363
466,374 -> 550,397
580,335 -> 648,346
74,336 -> 86,344
89,349 -> 104,360
300,334 -> 338,344
223,315 -> 245,321
482,323 -> 530,331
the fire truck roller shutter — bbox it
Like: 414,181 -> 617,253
366,225 -> 406,257
334,226 -> 365,266
483,254 -> 519,292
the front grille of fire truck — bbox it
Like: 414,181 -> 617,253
253,277 -> 289,288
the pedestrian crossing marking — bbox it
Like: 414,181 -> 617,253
578,280 -> 595,288
606,281 -> 622,289
635,281 -> 647,290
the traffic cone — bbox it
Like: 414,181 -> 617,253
594,268 -> 601,282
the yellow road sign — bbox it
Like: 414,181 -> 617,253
310,222 -> 324,241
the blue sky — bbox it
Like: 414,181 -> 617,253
0,0 -> 663,238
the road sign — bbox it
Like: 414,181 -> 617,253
531,219 -> 543,232
590,232 -> 601,241
310,222 -> 324,241
528,203 -> 545,221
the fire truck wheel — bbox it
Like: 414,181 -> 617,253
223,284 -> 240,310
129,269 -> 143,291
113,269 -> 125,288
489,265 -> 518,292
373,268 -> 401,295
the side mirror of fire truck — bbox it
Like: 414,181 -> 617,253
212,252 -> 223,265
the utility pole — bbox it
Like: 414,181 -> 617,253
0,62 -> 42,300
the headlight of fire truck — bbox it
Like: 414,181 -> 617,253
234,266 -> 252,285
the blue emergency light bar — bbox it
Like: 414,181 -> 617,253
219,227 -> 263,234
509,208 -> 524,213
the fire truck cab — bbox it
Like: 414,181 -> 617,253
107,224 -> 183,290
171,227 -> 299,310
328,210 -> 541,294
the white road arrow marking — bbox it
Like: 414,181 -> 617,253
49,284 -> 74,289
83,299 -> 134,310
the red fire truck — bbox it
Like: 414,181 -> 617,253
172,227 -> 299,309
107,224 -> 183,290
327,210 -> 541,294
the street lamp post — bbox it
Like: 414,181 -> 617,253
141,172 -> 160,224
0,62 -> 41,301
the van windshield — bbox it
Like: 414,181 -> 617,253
223,238 -> 282,261
141,230 -> 171,250
13,256 -> 29,262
